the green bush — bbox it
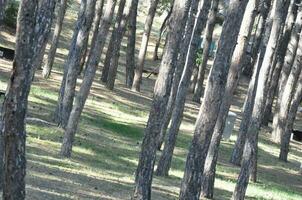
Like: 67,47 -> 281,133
4,0 -> 19,28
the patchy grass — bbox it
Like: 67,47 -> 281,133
0,1 -> 302,200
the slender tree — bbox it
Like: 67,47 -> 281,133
279,71 -> 302,161
101,0 -> 126,83
132,0 -> 160,92
192,0 -> 219,103
156,0 -> 203,151
232,1 -> 291,199
43,0 -> 68,78
155,0 -> 211,173
125,0 -> 139,88
60,0 -> 117,157
262,0 -> 299,125
179,0 -> 249,199
132,0 -> 192,198
200,0 -> 259,198
1,0 -> 55,198
55,0 -> 96,128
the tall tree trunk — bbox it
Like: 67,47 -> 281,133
229,0 -> 274,166
279,71 -> 302,161
232,1 -> 290,199
262,0 -> 298,126
105,0 -> 134,90
125,0 -> 139,88
272,32 -> 302,144
200,0 -> 259,198
188,65 -> 199,93
101,0 -> 126,83
0,0 -> 7,26
42,0 -> 68,79
156,0 -> 202,152
192,0 -> 219,103
131,0 -> 160,92
272,6 -> 302,138
179,1 -> 249,199
56,0 -> 97,128
60,0 -> 117,157
2,0 -> 55,198
132,1 -> 192,199
152,4 -> 173,61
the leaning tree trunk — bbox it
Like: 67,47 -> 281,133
272,6 -> 302,136
131,0 -> 160,92
2,0 -> 55,198
152,4 -> 173,61
106,0 -> 135,90
59,0 -> 96,128
192,0 -> 219,103
232,1 -> 290,199
279,71 -> 302,161
262,0 -> 298,126
229,0 -> 273,166
179,1 -> 249,199
272,31 -> 302,144
200,0 -> 259,198
125,0 -> 139,88
42,0 -> 68,79
156,0 -> 202,152
0,0 -> 7,26
60,0 -> 117,157
100,0 -> 126,83
132,1 -> 192,199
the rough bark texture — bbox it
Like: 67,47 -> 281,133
132,0 -> 192,199
192,0 -> 219,103
200,0 -> 259,198
106,0 -> 134,90
2,0 -> 55,198
125,0 -> 139,88
156,0 -> 201,152
131,0 -> 160,92
179,1 -> 249,199
262,0 -> 298,126
60,0 -> 117,157
229,0 -> 272,166
272,6 -> 302,138
152,5 -> 173,61
101,0 -> 126,83
272,32 -> 302,144
59,0 -> 96,128
232,1 -> 290,199
279,71 -> 302,161
43,0 -> 68,79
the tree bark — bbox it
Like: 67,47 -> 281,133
131,0 -> 160,92
42,0 -> 68,79
229,0 -> 278,166
179,1 -> 249,199
279,71 -> 302,161
200,0 -> 259,198
152,4 -> 173,61
262,0 -> 298,126
272,6 -> 302,136
56,0 -> 97,128
192,0 -> 219,103
272,30 -> 302,144
101,0 -> 126,83
125,0 -> 139,88
132,1 -> 192,199
156,0 -> 202,152
232,1 -> 290,199
60,0 -> 117,157
2,0 -> 55,198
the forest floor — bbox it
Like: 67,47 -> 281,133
0,2 -> 302,200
